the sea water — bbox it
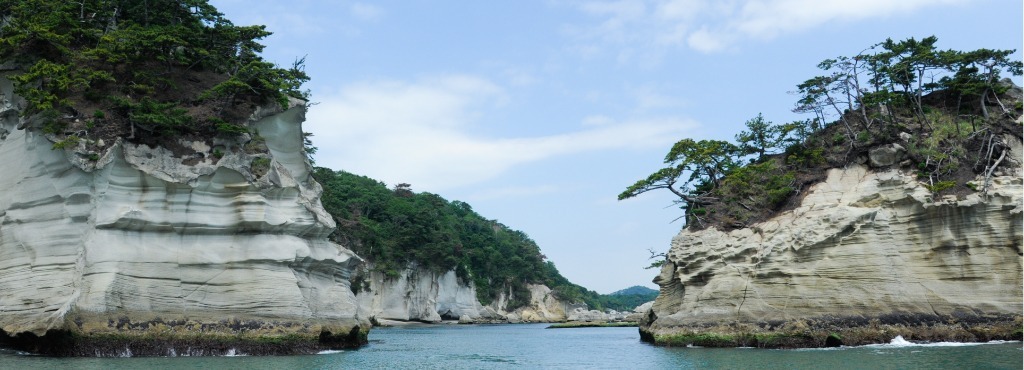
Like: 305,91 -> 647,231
1,324 -> 1020,369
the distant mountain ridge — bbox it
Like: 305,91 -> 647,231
609,286 -> 658,296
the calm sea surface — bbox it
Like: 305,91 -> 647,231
1,323 -> 1020,369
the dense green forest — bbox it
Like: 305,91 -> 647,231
621,36 -> 1022,231
313,168 -> 615,310
313,169 -> 655,312
0,0 -> 308,149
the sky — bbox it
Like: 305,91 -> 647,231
210,0 -> 1023,294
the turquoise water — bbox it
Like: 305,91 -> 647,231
1,324 -> 1020,369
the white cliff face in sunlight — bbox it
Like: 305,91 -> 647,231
356,264 -> 572,323
0,76 -> 366,346
643,150 -> 1023,339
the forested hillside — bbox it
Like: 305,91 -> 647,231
313,168 -> 609,310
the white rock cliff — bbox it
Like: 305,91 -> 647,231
356,264 -> 572,324
0,75 -> 368,356
641,137 -> 1023,347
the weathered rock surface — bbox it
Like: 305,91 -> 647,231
641,145 -> 1023,347
0,76 -> 368,356
516,284 -> 571,322
868,143 -> 906,167
356,264 -> 572,324
356,265 -> 486,323
624,301 -> 654,322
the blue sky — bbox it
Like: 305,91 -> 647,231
211,0 -> 1023,294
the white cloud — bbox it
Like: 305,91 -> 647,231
686,26 -> 729,53
731,0 -> 962,40
566,0 -> 966,56
350,2 -> 384,21
306,76 -> 695,191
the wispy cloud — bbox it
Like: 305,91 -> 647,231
306,75 -> 695,191
350,2 -> 384,22
565,0 -> 966,57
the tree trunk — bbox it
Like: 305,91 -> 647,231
979,88 -> 990,119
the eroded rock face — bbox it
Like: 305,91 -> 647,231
356,264 -> 571,323
0,77 -> 367,356
516,284 -> 571,322
356,265 -> 484,323
642,157 -> 1023,347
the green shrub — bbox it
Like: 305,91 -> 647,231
924,180 -> 956,193
215,121 -> 249,136
52,135 -> 80,150
785,144 -> 825,168
250,157 -> 271,176
856,130 -> 871,143
832,133 -> 846,144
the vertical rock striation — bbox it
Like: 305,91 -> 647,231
0,76 -> 368,356
356,263 -> 572,324
641,139 -> 1023,347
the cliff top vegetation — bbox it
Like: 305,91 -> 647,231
620,36 -> 1022,231
0,0 -> 308,151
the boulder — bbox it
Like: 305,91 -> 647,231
868,143 -> 906,167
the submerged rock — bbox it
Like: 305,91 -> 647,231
640,139 -> 1023,348
0,77 -> 368,356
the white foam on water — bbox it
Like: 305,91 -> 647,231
795,336 -> 1020,351
318,350 -> 345,355
863,335 -> 1018,348
224,348 -> 248,357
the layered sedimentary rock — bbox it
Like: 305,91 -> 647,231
356,265 -> 490,323
641,138 -> 1023,347
356,264 -> 572,323
0,76 -> 368,356
507,284 -> 573,323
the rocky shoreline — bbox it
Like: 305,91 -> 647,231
639,313 -> 1022,348
0,320 -> 368,357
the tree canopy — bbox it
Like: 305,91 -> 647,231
0,0 -> 308,145
621,36 -> 1022,230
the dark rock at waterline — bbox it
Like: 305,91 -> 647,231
637,313 -> 1023,349
0,326 -> 368,357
